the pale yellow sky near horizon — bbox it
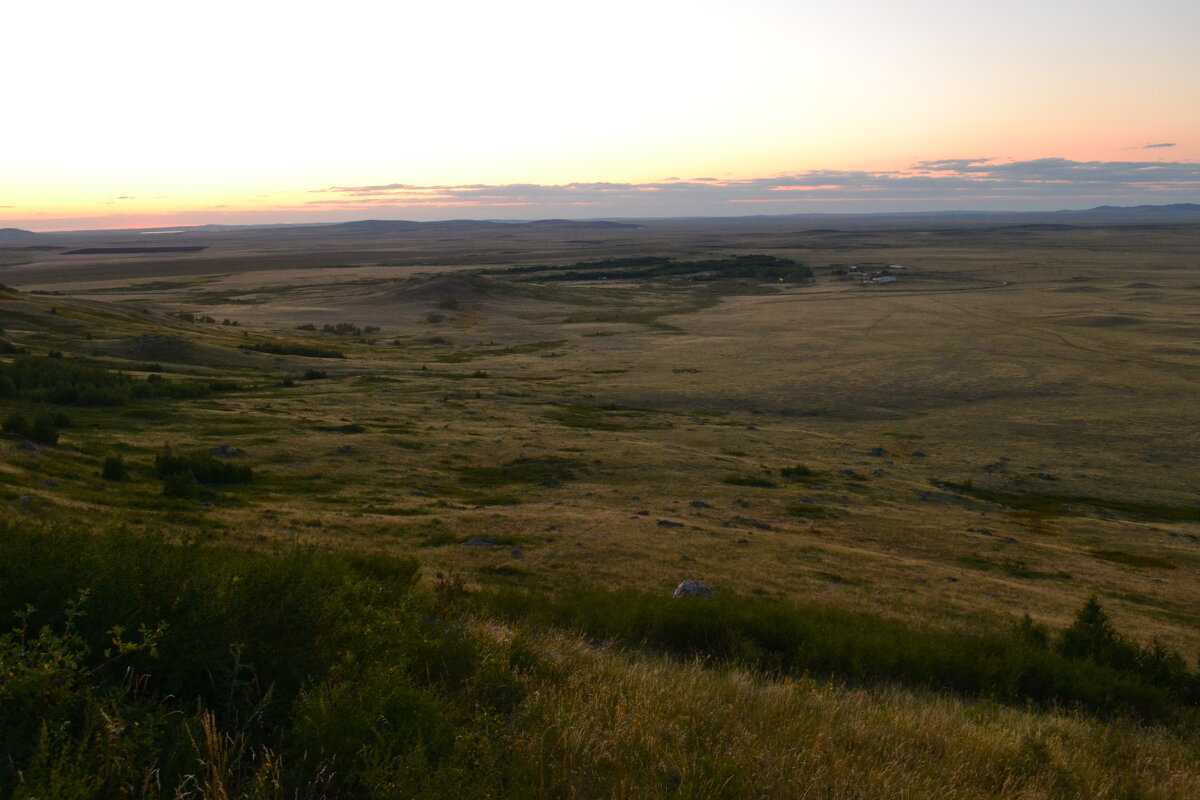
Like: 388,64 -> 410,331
3,0 -> 1198,229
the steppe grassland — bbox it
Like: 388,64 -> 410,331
3,222 -> 1200,797
3,223 -> 1199,654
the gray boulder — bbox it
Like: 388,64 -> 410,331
672,579 -> 713,599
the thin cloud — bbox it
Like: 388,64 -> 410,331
307,158 -> 1200,213
1140,142 -> 1176,149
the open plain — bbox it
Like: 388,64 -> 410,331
2,215 -> 1199,797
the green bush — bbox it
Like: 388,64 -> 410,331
722,474 -> 777,488
2,409 -> 59,444
0,522 -> 512,797
0,355 -> 210,406
100,455 -> 127,481
154,446 -> 253,486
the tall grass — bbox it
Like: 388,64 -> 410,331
2,522 -> 1198,798
473,587 -> 1200,724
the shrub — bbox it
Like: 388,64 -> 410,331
781,464 -> 815,479
29,412 -> 59,445
155,445 -> 253,486
2,410 -> 30,437
0,355 -> 211,406
722,474 -> 778,488
101,455 -> 127,481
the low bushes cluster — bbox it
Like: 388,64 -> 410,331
296,322 -> 380,335
0,355 -> 211,406
474,587 -> 1200,724
154,446 -> 253,497
239,341 -> 345,358
0,524 -> 530,798
2,408 -> 67,444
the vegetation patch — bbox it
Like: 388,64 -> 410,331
0,354 -> 211,405
786,504 -> 835,519
1089,549 -> 1177,570
932,479 -> 1200,522
722,474 -> 778,488
475,588 -> 1200,724
456,456 -> 580,488
553,403 -> 670,431
958,555 -> 1073,581
239,341 -> 345,358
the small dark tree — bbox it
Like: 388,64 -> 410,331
2,410 -> 30,437
162,470 -> 199,499
30,411 -> 58,445
101,455 -> 127,481
1056,596 -> 1139,671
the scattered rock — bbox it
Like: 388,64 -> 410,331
869,447 -> 886,457
1151,578 -> 1166,584
510,548 -> 524,559
17,440 -> 36,452
462,537 -> 499,547
736,538 -> 749,546
672,579 -> 713,599
943,576 -> 958,583
732,516 -> 772,530
691,500 -> 712,509
541,479 -> 562,488
210,444 -> 242,456
18,495 -> 31,502
636,510 -> 650,516
200,500 -> 215,507
872,469 -> 885,477
912,451 -> 926,458
745,425 -> 758,431
338,445 -> 354,453
42,479 -> 58,487
657,519 -> 684,528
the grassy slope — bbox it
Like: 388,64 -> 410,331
1,222 -> 1199,796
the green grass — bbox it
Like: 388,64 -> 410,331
722,474 -> 778,488
473,587 -> 1200,724
1089,549 -> 1177,570
932,479 -> 1200,522
456,457 -> 580,488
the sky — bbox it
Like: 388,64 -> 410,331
2,0 -> 1199,231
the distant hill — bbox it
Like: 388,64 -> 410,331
326,218 -> 641,234
0,227 -> 36,241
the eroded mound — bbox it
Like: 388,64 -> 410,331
1060,314 -> 1145,328
103,334 -> 264,366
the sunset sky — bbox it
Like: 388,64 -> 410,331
3,0 -> 1198,231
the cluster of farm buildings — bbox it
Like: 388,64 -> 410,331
849,264 -> 908,285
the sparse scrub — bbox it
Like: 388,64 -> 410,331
154,445 -> 253,486
239,341 -> 345,358
0,354 -> 211,405
722,473 -> 778,488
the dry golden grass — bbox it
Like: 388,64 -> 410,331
491,626 -> 1200,799
3,221 -> 1198,653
